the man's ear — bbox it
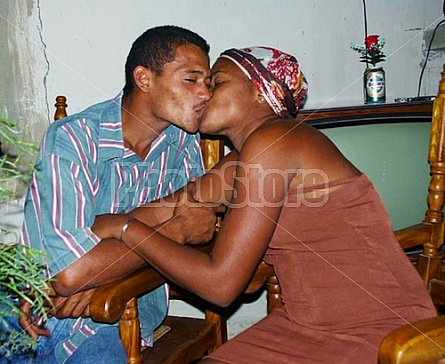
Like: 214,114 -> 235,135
133,66 -> 152,93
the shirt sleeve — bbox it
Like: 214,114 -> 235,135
21,123 -> 101,277
177,133 -> 205,186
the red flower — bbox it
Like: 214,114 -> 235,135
351,34 -> 385,67
365,35 -> 379,50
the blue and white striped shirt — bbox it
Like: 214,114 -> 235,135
20,93 -> 204,361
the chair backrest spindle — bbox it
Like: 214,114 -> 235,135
54,95 -> 68,121
416,65 -> 445,287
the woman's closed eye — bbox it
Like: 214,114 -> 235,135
210,78 -> 224,90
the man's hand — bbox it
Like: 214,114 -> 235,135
48,288 -> 95,319
156,205 -> 217,245
18,298 -> 50,340
18,282 -> 96,340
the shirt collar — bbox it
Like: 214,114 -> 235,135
98,92 -> 182,162
97,93 -> 125,161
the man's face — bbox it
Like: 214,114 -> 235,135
149,44 -> 211,133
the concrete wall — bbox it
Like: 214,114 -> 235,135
1,0 -> 444,130
0,0 -> 444,338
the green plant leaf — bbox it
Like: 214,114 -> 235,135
0,117 -> 45,357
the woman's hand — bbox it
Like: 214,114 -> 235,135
92,182 -> 219,246
92,214 -> 130,240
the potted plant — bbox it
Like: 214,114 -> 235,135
0,113 -> 51,357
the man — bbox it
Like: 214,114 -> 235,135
3,25 -> 216,363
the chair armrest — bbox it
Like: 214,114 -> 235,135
90,266 -> 166,324
394,223 -> 432,250
90,243 -> 215,324
245,261 -> 275,294
379,315 -> 445,364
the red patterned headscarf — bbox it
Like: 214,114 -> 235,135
220,46 -> 308,119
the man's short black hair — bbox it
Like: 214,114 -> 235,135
123,25 -> 210,96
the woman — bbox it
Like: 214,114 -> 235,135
94,47 -> 436,363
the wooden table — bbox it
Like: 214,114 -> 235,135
297,100 -> 433,129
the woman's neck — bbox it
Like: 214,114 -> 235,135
229,114 -> 281,152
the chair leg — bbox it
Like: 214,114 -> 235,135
417,223 -> 445,287
417,253 -> 443,286
205,309 -> 227,351
119,297 -> 142,364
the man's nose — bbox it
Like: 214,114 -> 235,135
199,84 -> 211,101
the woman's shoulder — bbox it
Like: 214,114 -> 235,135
243,120 -> 322,156
238,121 -> 294,170
252,119 -> 320,140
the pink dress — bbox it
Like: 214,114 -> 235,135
207,174 -> 436,363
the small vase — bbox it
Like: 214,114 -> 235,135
363,67 -> 386,104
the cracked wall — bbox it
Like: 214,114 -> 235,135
0,0 -> 50,146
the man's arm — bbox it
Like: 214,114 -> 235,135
19,282 -> 97,338
54,183 -> 217,296
35,129 -> 218,299
51,236 -> 147,296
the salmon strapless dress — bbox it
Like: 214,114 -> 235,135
207,173 -> 436,364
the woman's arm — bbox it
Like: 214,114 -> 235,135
193,150 -> 239,205
126,150 -> 239,243
108,134 -> 292,307
127,189 -> 180,227
129,149 -> 238,229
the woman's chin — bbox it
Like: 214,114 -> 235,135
198,124 -> 213,134
198,120 -> 212,134
199,113 -> 225,135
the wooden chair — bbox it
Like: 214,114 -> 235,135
378,64 -> 445,363
53,95 -> 280,363
89,260 -> 279,364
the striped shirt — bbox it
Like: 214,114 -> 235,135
19,93 -> 204,361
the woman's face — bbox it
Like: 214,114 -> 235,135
199,57 -> 258,135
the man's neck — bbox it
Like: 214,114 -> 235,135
121,94 -> 170,160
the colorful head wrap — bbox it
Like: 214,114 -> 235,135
220,46 -> 308,119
